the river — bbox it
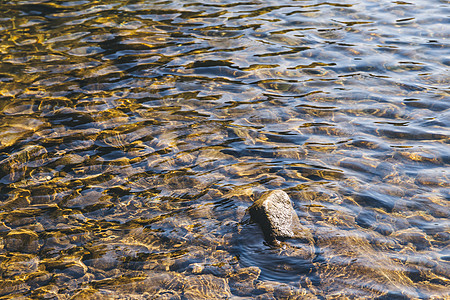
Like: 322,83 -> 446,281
0,0 -> 449,298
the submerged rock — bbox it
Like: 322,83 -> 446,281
5,229 -> 40,253
248,190 -> 312,243
228,266 -> 260,296
183,274 -> 231,300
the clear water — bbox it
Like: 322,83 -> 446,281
0,0 -> 449,298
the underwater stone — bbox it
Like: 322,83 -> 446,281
62,260 -> 88,278
228,266 -> 260,296
392,228 -> 432,251
0,253 -> 39,278
183,274 -> 231,300
5,229 -> 40,253
249,190 -> 311,242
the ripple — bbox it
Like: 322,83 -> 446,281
0,0 -> 449,299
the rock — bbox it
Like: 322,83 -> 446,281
151,290 -> 181,299
0,222 -> 11,232
391,228 -> 432,251
228,266 -> 260,296
313,225 -> 417,298
27,271 -> 52,289
5,229 -> 40,253
0,144 -> 47,183
186,262 -> 233,277
0,253 -> 39,278
374,223 -> 394,236
183,274 -> 231,300
255,281 -> 318,299
43,258 -> 88,278
70,288 -> 101,300
248,190 -> 312,243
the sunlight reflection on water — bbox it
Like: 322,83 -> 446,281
0,0 -> 449,298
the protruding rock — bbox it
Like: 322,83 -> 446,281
248,190 -> 312,243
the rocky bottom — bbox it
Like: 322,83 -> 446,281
0,187 -> 449,299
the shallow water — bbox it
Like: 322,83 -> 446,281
0,0 -> 449,298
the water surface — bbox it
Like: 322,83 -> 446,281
0,0 -> 449,298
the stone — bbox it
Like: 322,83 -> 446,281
152,289 -> 181,299
5,229 -> 40,253
0,253 -> 39,278
0,144 -> 47,183
391,228 -> 432,251
183,274 -> 231,300
248,190 -> 312,243
228,266 -> 260,296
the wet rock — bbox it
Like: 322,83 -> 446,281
27,271 -> 52,289
249,190 -> 312,243
71,288 -> 101,300
137,272 -> 184,295
64,261 -> 88,278
186,263 -> 205,274
65,189 -> 112,210
5,229 -> 40,253
391,228 -> 432,251
85,242 -> 152,271
0,144 -> 47,183
255,293 -> 276,300
84,244 -> 121,271
41,231 -> 72,252
183,274 -> 231,300
6,214 -> 37,228
0,222 -> 11,232
167,245 -> 207,273
435,260 -> 450,279
228,266 -> 260,296
53,273 -> 72,286
255,281 -> 318,300
314,225 -> 417,298
295,187 -> 342,204
43,257 -> 88,278
375,162 -> 398,179
415,169 -> 449,187
339,158 -> 377,175
0,253 -> 39,278
273,284 -> 318,300
374,223 -> 394,236
60,153 -> 86,165
31,283 -> 61,299
0,278 -> 30,297
434,231 -> 450,243
186,262 -> 233,277
152,290 -> 181,300
187,203 -> 214,219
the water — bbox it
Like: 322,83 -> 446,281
0,0 -> 449,298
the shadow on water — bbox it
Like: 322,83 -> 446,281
232,219 -> 316,284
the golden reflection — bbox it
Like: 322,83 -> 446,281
0,0 -> 448,299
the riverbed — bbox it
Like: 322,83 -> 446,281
0,0 -> 449,298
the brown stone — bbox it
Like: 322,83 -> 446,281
183,274 -> 231,300
228,266 -> 260,296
